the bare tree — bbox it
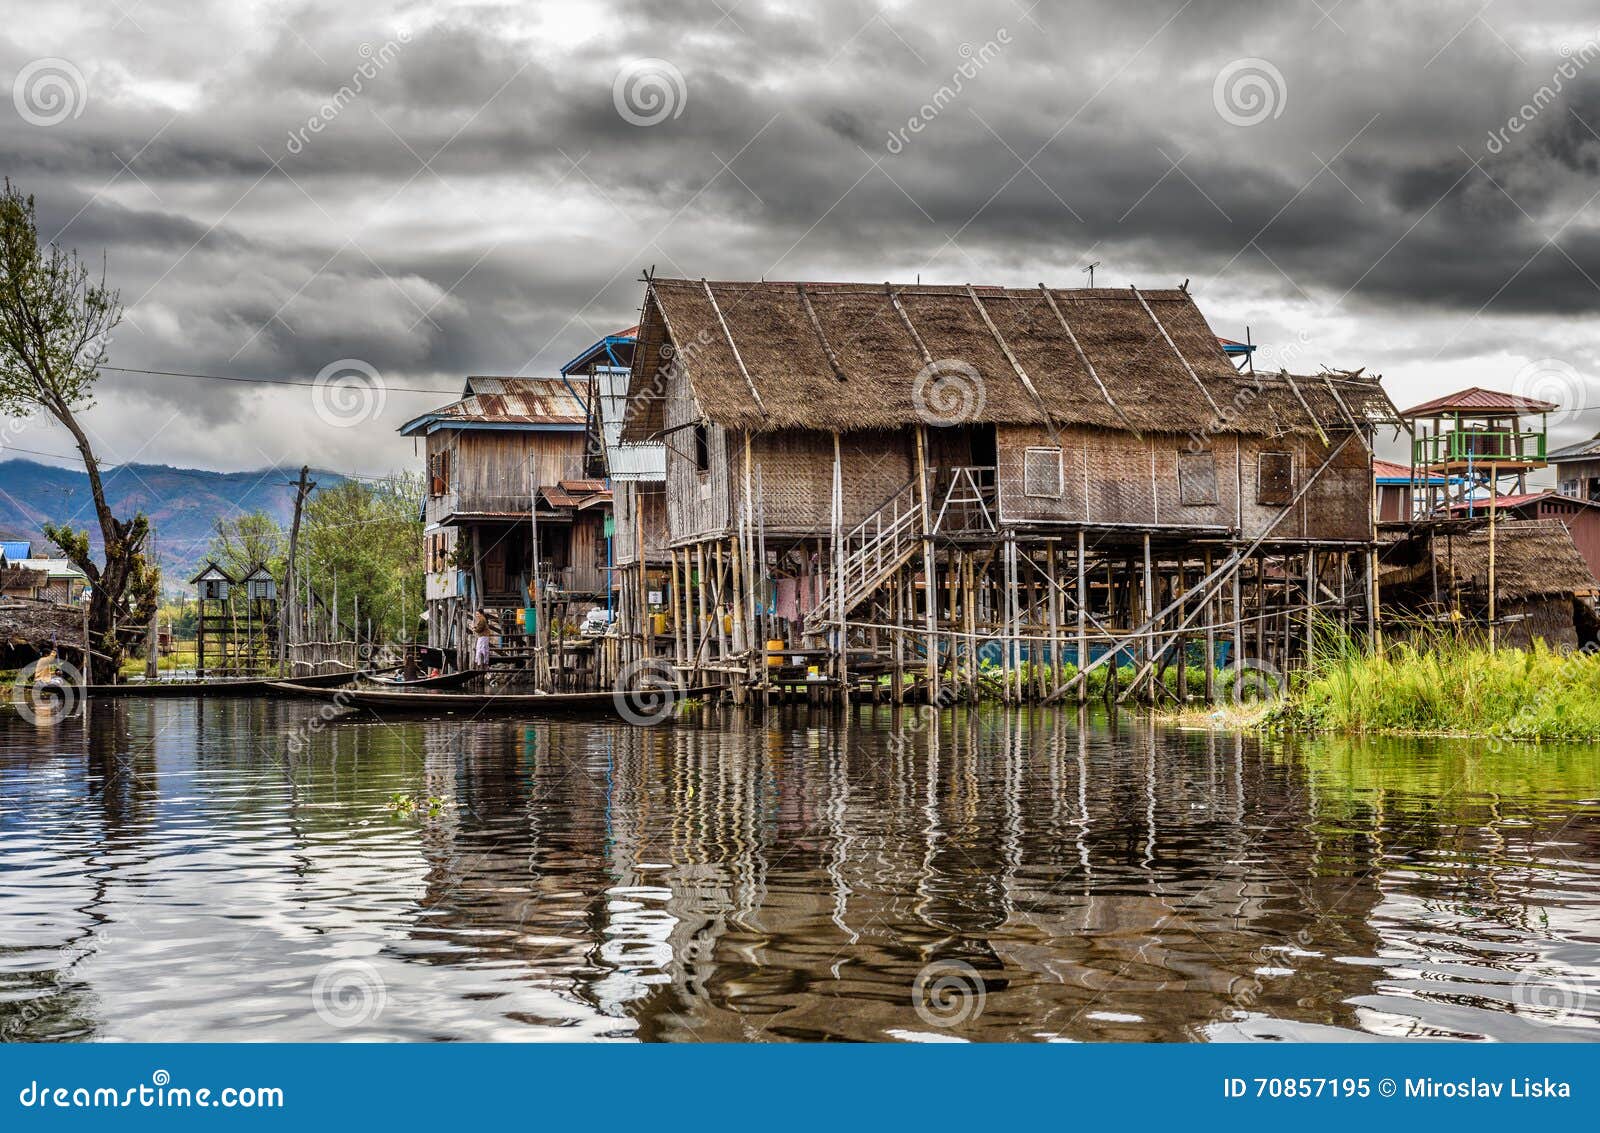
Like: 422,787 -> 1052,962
0,181 -> 158,681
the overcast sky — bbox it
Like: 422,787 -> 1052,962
5,0 -> 1600,479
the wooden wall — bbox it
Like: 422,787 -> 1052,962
614,482 -> 669,566
735,428 -> 915,536
995,425 -> 1372,542
663,362 -> 732,542
424,427 -> 587,522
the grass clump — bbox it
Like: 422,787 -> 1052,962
1278,632 -> 1600,741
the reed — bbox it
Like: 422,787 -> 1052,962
1278,629 -> 1600,741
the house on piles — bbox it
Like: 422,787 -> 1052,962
616,277 -> 1398,704
400,376 -> 612,671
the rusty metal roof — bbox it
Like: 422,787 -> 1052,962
1399,386 -> 1558,417
399,376 -> 588,435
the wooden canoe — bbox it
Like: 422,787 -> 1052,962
361,669 -> 484,690
265,681 -> 705,717
84,668 -> 393,698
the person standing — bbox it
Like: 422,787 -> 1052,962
472,610 -> 492,669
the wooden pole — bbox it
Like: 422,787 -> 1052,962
915,425 -> 938,704
1488,463 -> 1498,653
1076,530 -> 1088,707
280,466 -> 314,674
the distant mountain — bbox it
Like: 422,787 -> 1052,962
0,459 -> 349,584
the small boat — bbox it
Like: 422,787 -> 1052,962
84,668 -> 394,698
265,681 -> 705,717
361,669 -> 484,691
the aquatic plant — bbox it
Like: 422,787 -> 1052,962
1276,629 -> 1600,741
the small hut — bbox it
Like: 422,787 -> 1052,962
1380,519 -> 1599,648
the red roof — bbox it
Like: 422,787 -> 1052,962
1399,386 -> 1558,417
1373,458 -> 1410,479
1444,490 -> 1600,513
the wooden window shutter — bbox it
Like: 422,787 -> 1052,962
1177,450 -> 1219,506
1023,447 -> 1063,498
1257,451 -> 1294,506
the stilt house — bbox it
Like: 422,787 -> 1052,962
401,376 -> 612,671
616,277 -> 1399,705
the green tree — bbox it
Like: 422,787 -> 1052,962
300,474 -> 422,643
206,510 -> 286,581
0,182 -> 157,680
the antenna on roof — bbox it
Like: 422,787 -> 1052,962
1081,261 -> 1101,287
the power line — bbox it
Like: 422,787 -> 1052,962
100,365 -> 461,396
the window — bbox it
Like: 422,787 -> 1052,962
1023,446 -> 1063,498
693,423 -> 711,473
1177,450 -> 1219,506
1257,451 -> 1294,506
428,450 -> 450,497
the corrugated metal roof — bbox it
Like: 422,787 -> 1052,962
1,541 -> 32,563
1372,458 -> 1448,484
560,327 -> 639,376
1445,490 -> 1600,513
15,558 -> 87,579
595,366 -> 666,480
399,376 -> 587,435
1399,386 -> 1559,417
1549,431 -> 1600,461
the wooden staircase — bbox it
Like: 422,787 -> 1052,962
804,479 -> 923,635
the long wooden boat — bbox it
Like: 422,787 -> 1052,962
266,681 -> 703,717
361,669 -> 483,690
84,668 -> 392,698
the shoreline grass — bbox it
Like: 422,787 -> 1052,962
1272,634 -> 1600,742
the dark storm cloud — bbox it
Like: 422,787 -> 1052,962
4,0 -> 1600,471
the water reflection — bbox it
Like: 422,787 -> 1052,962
0,699 -> 1596,1042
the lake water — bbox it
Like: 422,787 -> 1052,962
2,698 -> 1598,1042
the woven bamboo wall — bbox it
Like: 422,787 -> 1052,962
663,362 -> 732,542
738,429 -> 915,535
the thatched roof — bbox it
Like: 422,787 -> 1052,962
622,278 -> 1397,439
1443,520 -> 1596,599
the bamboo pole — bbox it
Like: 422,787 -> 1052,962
1076,530 -> 1087,707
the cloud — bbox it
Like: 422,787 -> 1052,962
2,0 -> 1600,476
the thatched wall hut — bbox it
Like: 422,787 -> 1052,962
1381,519 -> 1599,648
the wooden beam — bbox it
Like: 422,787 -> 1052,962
966,285 -> 1053,429
1038,284 -> 1135,433
1131,285 -> 1223,417
796,283 -> 848,382
701,279 -> 768,418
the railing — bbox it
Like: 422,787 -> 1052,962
931,466 -> 998,534
1413,429 -> 1546,465
805,478 -> 923,633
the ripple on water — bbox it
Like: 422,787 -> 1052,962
0,700 -> 1597,1042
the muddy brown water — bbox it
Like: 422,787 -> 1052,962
2,699 -> 1597,1042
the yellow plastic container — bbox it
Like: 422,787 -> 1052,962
767,639 -> 785,667
652,612 -> 668,636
